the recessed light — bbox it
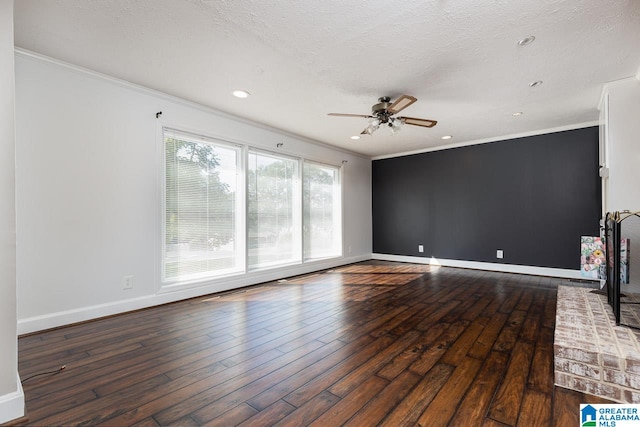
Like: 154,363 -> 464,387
441,135 -> 452,140
512,112 -> 523,116
350,135 -> 360,140
232,90 -> 250,98
529,80 -> 543,88
517,36 -> 535,46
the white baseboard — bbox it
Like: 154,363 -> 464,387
18,254 -> 370,335
0,374 -> 24,425
372,253 -> 585,279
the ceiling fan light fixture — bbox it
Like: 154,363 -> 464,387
364,117 -> 381,135
327,94 -> 437,137
391,118 -> 403,130
389,118 -> 403,135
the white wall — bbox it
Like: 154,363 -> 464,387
0,1 -> 24,424
15,51 -> 372,334
601,76 -> 640,293
604,77 -> 640,211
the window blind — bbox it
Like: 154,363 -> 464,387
164,129 -> 242,281
247,150 -> 301,269
303,161 -> 342,260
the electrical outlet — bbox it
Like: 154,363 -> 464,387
418,245 -> 424,253
496,250 -> 504,259
123,275 -> 134,290
348,246 -> 352,254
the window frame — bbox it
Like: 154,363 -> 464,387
302,159 -> 343,261
161,127 -> 245,285
246,148 -> 303,271
159,126 -> 346,289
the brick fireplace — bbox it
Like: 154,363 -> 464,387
554,285 -> 640,402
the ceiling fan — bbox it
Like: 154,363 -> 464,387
328,95 -> 437,136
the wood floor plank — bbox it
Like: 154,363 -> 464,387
239,400 -> 296,426
543,292 -> 557,329
275,391 -> 340,427
154,339 -> 333,426
439,294 -> 480,323
282,334 -> 396,408
409,320 -> 467,375
386,303 -> 443,337
25,328 -> 262,403
164,415 -> 200,426
482,417 -> 511,427
415,299 -> 462,330
332,305 -> 411,343
34,373 -> 172,426
377,324 -> 449,380
130,416 -> 161,427
488,340 -> 535,425
188,340 -> 347,425
527,335 -> 554,394
492,309 -> 527,353
552,386 -> 582,427
368,302 -> 428,338
416,356 -> 483,426
461,294 -> 495,322
21,300 -> 267,366
519,302 -> 543,344
314,305 -> 395,344
440,319 -> 485,366
517,389 -> 551,426
449,351 -> 510,426
246,334 -> 373,411
482,291 -> 507,317
309,375 -> 388,426
498,289 -> 523,314
468,312 -> 509,360
200,403 -> 258,427
23,388 -> 98,421
97,342 -> 311,426
515,292 -> 533,312
17,261 -> 596,427
379,363 -> 453,426
550,385 -> 614,427
343,370 -> 421,426
327,330 -> 420,397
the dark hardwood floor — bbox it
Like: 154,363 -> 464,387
17,261 -> 612,426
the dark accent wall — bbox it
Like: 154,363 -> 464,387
372,126 -> 601,269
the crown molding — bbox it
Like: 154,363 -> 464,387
372,121 -> 599,160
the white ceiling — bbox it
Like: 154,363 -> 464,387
13,0 -> 640,157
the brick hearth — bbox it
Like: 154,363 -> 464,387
555,285 -> 640,403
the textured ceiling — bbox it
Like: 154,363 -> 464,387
13,0 -> 640,157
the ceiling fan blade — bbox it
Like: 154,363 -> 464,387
399,116 -> 437,128
360,127 -> 373,135
387,95 -> 417,114
327,113 -> 373,118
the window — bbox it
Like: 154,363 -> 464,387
303,162 -> 342,260
163,129 -> 242,282
247,150 -> 301,269
162,127 -> 344,286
